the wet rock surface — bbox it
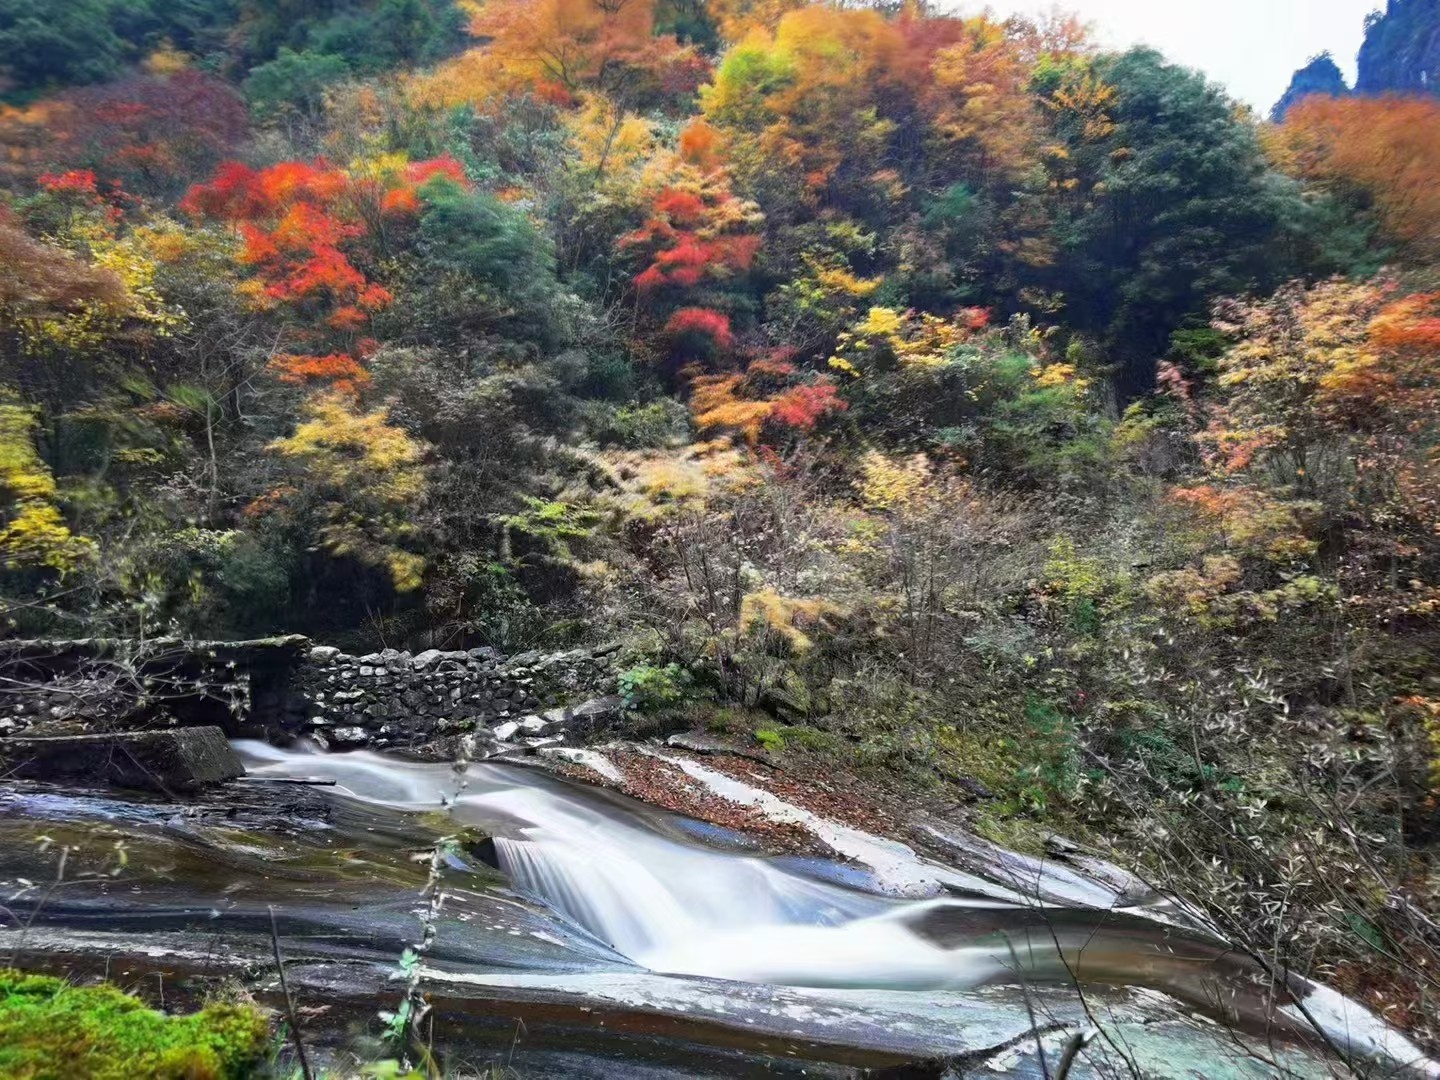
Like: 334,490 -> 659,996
0,765 -> 1355,1080
0,638 -> 1430,1078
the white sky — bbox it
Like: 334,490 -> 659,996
959,0 -> 1378,112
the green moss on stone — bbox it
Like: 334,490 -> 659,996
0,969 -> 270,1080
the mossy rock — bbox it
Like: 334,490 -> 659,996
0,970 -> 270,1079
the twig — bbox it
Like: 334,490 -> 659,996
268,905 -> 314,1080
1054,1028 -> 1097,1080
9,844 -> 68,967
1007,939 -> 1052,1080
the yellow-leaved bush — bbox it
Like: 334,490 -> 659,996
738,586 -> 846,656
0,395 -> 94,574
265,393 -> 427,591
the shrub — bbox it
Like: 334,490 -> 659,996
618,662 -> 694,712
0,970 -> 270,1080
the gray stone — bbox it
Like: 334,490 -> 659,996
0,727 -> 243,793
329,726 -> 368,745
567,695 -> 626,735
491,720 -> 520,741
308,646 -> 340,663
411,649 -> 443,669
518,716 -> 549,735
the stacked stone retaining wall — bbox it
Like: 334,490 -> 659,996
0,637 -> 623,753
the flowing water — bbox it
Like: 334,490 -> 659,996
232,740 -> 1440,1077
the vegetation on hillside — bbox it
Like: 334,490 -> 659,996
0,0 -> 1438,1058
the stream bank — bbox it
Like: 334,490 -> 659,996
0,638 -> 1436,1078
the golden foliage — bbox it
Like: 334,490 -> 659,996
567,92 -> 658,178
268,394 -> 427,590
707,0 -> 808,41
142,40 -> 192,76
689,373 -> 772,443
417,0 -> 694,107
739,586 -> 846,655
1210,278 -> 1387,473
831,306 -> 983,374
855,450 -> 931,513
604,438 -> 758,519
0,396 -> 93,573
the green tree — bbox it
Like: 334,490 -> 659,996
243,47 -> 350,122
0,0 -> 126,95
1032,49 -> 1310,392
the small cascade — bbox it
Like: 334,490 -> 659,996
235,740 -> 1440,1076
462,784 -> 888,962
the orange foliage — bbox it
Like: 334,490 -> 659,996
924,16 -> 1039,185
423,0 -> 703,107
625,177 -> 761,293
1211,279 -> 1440,535
269,353 -> 373,397
1270,95 -> 1440,259
1170,484 -> 1315,562
690,354 -> 846,444
677,117 -> 722,170
182,156 -> 462,327
37,169 -> 99,195
706,0 -> 807,41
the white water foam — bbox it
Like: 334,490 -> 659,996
234,740 -> 1440,1076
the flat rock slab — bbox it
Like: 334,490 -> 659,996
0,726 -> 243,793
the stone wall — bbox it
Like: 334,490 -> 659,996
295,643 -> 624,754
0,637 -> 624,755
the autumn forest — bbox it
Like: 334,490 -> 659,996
2,0 -> 1440,1066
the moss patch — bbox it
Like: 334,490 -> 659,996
0,970 -> 270,1080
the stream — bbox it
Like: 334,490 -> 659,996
1,739 -> 1435,1078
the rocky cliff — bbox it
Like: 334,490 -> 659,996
1357,0 -> 1440,95
1275,1 -> 1440,119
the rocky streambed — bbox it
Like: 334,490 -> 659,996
0,638 -> 1436,1078
0,738 -> 1432,1078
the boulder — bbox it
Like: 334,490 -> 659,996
566,695 -> 626,736
0,726 -> 243,793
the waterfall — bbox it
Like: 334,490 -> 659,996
463,783 -> 887,964
233,740 -> 1440,1076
